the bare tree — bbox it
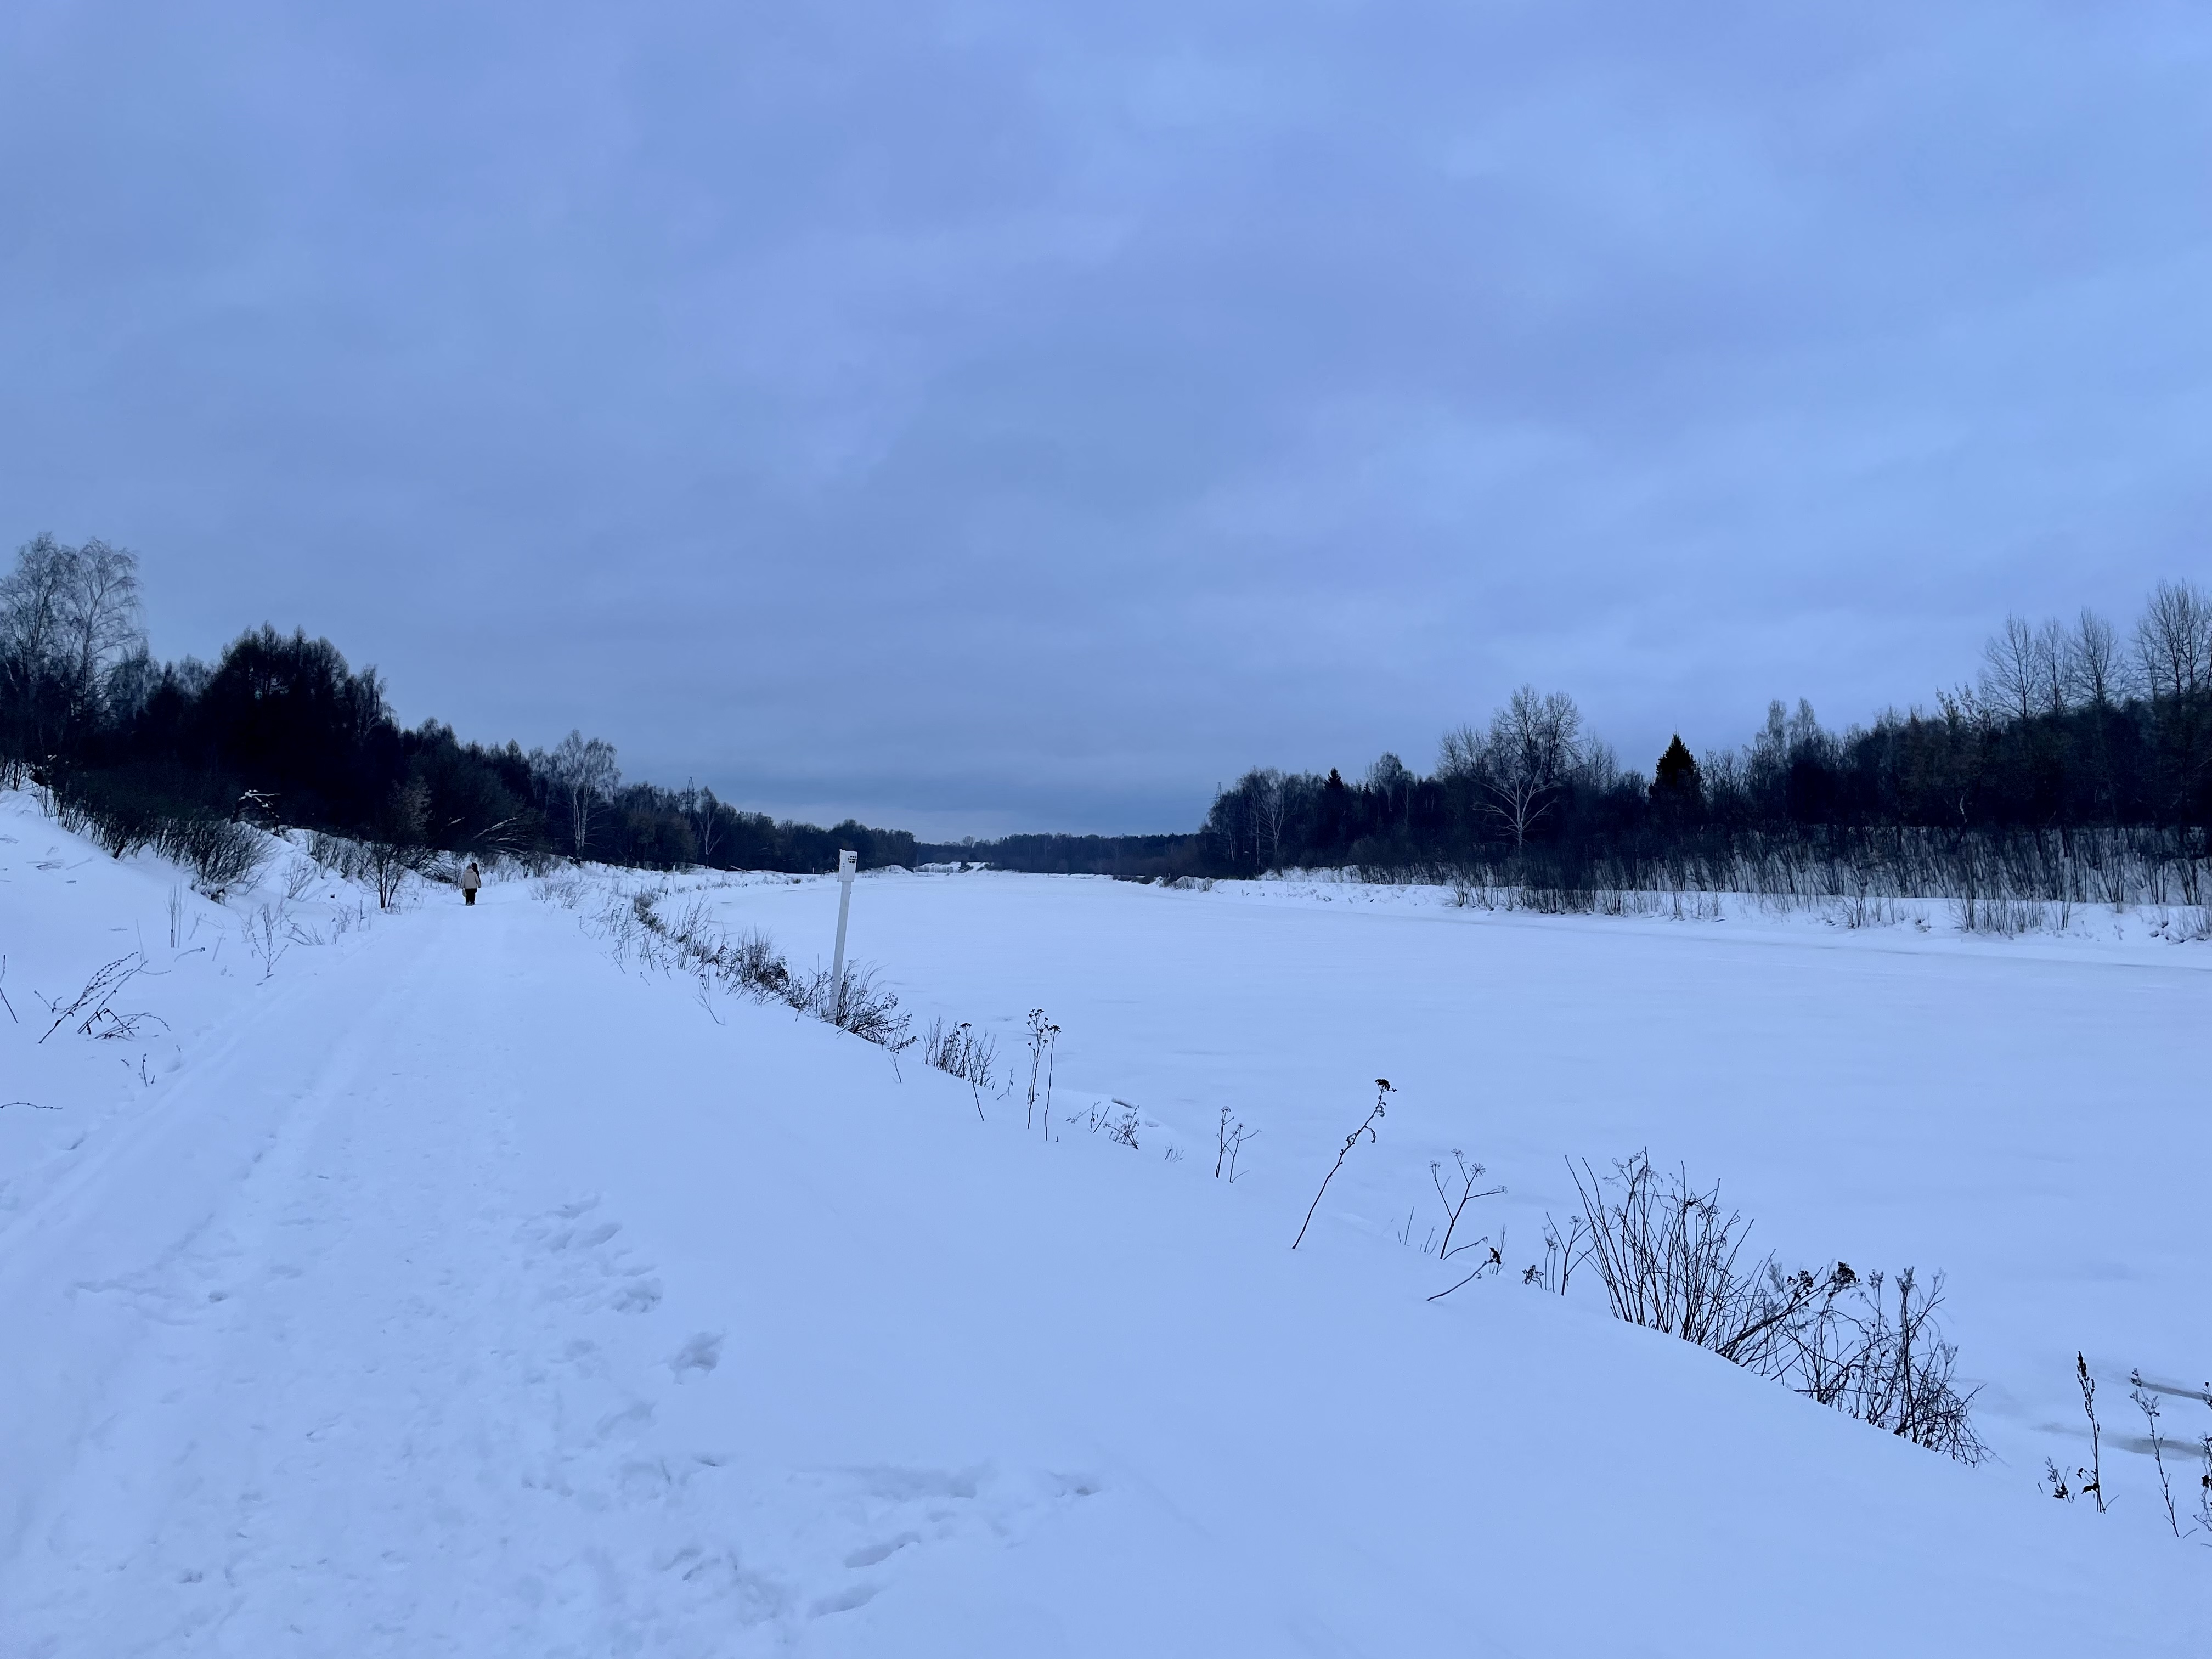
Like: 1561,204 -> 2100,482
0,535 -> 145,714
2064,608 -> 2121,710
1250,769 -> 1289,871
366,779 -> 436,909
543,730 -> 620,856
1436,724 -> 1485,829
1364,753 -> 1415,833
684,781 -> 724,865
2134,579 -> 2212,702
2030,618 -> 2069,716
1476,686 -> 1583,846
1437,724 -> 1483,778
1979,616 -> 2044,722
1211,768 -> 1293,870
60,539 -> 144,700
0,534 -> 77,668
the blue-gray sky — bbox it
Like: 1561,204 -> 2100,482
3,2 -> 2207,836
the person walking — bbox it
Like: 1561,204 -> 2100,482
460,860 -> 482,906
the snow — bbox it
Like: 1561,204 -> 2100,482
0,789 -> 2203,1654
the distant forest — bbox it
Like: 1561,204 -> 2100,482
8,533 -> 2211,906
0,535 -> 913,874
938,587 -> 2212,908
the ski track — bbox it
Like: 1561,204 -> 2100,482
0,900 -> 1017,1657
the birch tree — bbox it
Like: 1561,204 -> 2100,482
544,730 -> 620,856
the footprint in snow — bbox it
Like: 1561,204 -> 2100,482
808,1583 -> 880,1618
669,1331 -> 723,1380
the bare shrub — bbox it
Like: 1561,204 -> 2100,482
1569,1153 -> 1804,1359
1760,1263 -> 1987,1463
363,782 -> 437,909
533,871 -> 588,907
922,1018 -> 996,1119
157,814 -> 267,894
241,904 -> 291,980
793,962 -> 912,1048
54,788 -> 149,856
310,831 -> 376,884
1565,1150 -> 1985,1462
47,776 -> 268,894
729,928 -> 792,998
616,887 -> 913,1051
641,898 -> 794,1002
922,1017 -> 993,1084
364,838 -> 434,909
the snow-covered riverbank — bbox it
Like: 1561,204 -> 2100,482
2,797 -> 2201,1654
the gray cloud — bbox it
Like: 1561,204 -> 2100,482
3,1 -> 2207,834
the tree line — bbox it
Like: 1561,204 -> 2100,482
941,583 -> 2212,896
12,532 -> 2207,897
0,535 -> 913,873
1192,583 -> 2212,891
911,832 -> 1207,879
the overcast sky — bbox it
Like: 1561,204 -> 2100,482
2,2 -> 2206,836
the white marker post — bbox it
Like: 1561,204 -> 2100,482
830,848 -> 857,1023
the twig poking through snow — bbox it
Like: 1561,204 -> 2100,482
1291,1080 -> 1390,1250
2077,1353 -> 2106,1513
2130,1372 -> 2181,1536
38,953 -> 166,1044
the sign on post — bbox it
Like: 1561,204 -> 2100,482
830,849 -> 857,1022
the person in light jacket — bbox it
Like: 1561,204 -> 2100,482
460,860 -> 482,906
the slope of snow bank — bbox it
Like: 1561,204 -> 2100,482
691,866 -> 2212,1505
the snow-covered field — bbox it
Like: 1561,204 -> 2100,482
2,788 -> 2205,1655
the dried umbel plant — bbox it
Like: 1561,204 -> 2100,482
1024,1009 -> 1060,1138
1214,1106 -> 1257,1182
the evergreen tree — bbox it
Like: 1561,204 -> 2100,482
1649,734 -> 1703,817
